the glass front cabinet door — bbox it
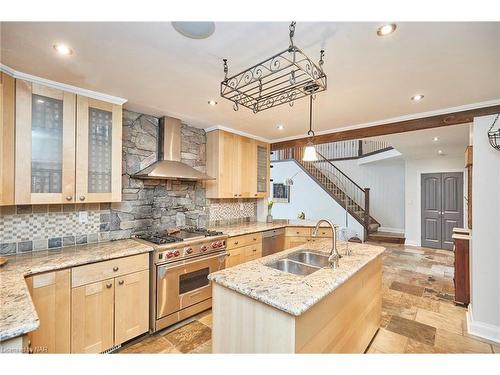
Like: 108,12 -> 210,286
15,80 -> 122,204
76,96 -> 122,203
15,80 -> 76,204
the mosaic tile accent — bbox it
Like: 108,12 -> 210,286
208,199 -> 257,226
0,205 -> 110,253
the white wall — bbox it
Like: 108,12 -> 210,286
468,114 -> 500,343
331,158 -> 405,232
271,160 -> 365,240
404,155 -> 465,246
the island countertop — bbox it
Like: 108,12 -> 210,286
0,239 -> 153,342
208,239 -> 385,316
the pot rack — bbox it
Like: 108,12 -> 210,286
220,22 -> 327,113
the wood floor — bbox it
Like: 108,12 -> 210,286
118,242 -> 500,354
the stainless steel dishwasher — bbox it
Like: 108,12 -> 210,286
262,228 -> 286,257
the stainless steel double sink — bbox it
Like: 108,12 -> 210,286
266,250 -> 331,276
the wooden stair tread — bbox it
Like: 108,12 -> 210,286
367,231 -> 405,244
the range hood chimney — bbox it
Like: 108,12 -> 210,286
132,116 -> 214,181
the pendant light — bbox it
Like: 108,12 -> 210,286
303,95 -> 318,161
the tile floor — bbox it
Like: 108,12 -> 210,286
118,242 -> 500,354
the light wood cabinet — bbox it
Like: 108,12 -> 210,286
76,96 -> 122,203
206,130 -> 270,199
0,72 -> 15,206
226,233 -> 263,268
71,279 -> 115,353
70,254 -> 149,353
226,246 -> 245,268
284,236 -> 310,249
15,80 -> 77,204
14,80 -> 122,204
26,270 -> 71,354
114,270 -> 149,345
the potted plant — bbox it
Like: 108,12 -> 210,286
267,200 -> 274,223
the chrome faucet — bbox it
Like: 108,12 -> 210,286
312,219 -> 341,269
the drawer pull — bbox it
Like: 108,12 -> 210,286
65,195 -> 73,201
79,196 -> 86,201
106,283 -> 112,289
234,241 -> 239,245
113,266 -> 119,272
118,280 -> 124,285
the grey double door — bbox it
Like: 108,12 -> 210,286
421,172 -> 463,250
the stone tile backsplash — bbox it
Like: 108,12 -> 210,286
208,199 -> 257,226
0,204 -> 110,254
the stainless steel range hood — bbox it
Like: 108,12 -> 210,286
132,116 -> 214,181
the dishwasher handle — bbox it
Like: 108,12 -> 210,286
262,228 -> 285,238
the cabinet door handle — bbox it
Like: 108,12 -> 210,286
65,195 -> 73,201
234,194 -> 238,197
106,283 -> 112,289
118,280 -> 124,285
113,266 -> 119,272
79,196 -> 86,201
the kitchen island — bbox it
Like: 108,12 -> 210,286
208,239 -> 385,353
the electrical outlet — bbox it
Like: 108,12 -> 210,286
79,211 -> 88,224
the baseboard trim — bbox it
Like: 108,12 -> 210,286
404,240 -> 419,247
466,305 -> 500,344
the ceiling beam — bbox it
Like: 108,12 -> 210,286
270,104 -> 500,151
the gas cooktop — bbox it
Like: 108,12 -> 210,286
136,227 -> 224,245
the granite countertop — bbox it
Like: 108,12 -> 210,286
208,239 -> 385,316
210,219 -> 332,237
0,239 -> 153,342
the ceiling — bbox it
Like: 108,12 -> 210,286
370,123 -> 471,160
1,22 -> 499,141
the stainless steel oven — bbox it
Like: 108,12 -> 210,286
152,249 -> 227,332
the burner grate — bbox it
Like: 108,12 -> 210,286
136,233 -> 184,245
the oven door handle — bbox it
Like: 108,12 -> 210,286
159,251 -> 228,271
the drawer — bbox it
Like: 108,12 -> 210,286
285,227 -> 311,237
242,243 -> 262,259
227,232 -> 263,250
72,253 -> 149,288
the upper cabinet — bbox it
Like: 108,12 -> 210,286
206,130 -> 270,199
0,72 -> 15,206
14,79 -> 122,204
15,80 -> 77,204
76,96 -> 122,203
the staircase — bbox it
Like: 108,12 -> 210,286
279,146 -> 381,238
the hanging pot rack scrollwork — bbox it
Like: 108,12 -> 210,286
220,22 -> 327,113
487,113 -> 500,151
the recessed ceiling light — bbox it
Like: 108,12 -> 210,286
208,100 -> 217,106
172,22 -> 215,39
438,150 -> 445,155
377,24 -> 397,37
277,124 -> 284,130
53,43 -> 73,56
433,137 -> 439,142
411,94 -> 424,101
